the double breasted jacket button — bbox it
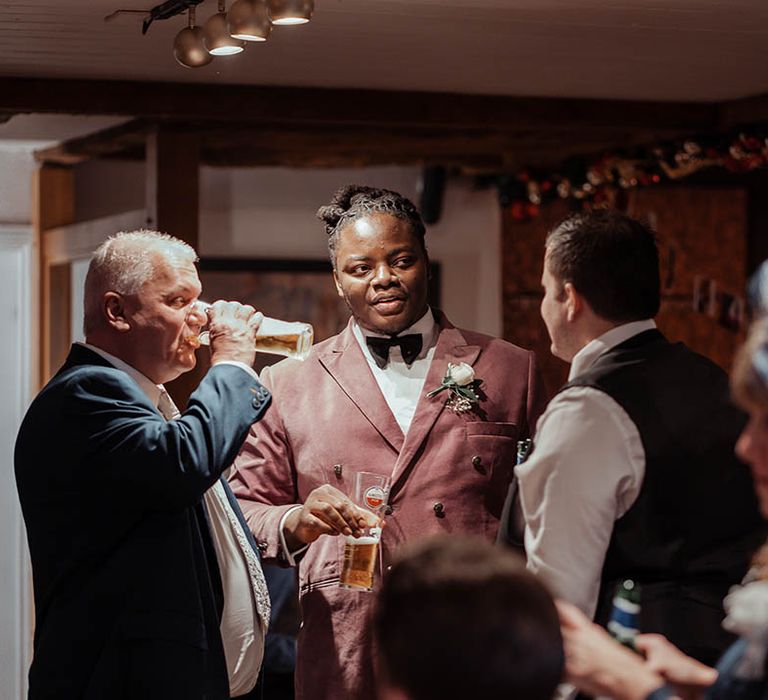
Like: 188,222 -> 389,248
333,464 -> 343,478
433,502 -> 445,518
471,455 -> 486,474
384,505 -> 394,516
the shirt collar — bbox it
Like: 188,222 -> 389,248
352,308 -> 438,364
77,341 -> 165,408
568,319 -> 657,381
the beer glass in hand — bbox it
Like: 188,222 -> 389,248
339,471 -> 390,593
190,301 -> 314,361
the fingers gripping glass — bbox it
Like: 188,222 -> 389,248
188,300 -> 314,361
339,471 -> 390,593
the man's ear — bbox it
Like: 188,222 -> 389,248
563,282 -> 583,322
332,269 -> 344,299
104,292 -> 130,332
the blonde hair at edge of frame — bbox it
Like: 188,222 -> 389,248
83,230 -> 198,337
732,318 -> 768,414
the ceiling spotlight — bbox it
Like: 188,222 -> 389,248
204,0 -> 246,55
173,7 -> 213,67
267,0 -> 313,25
228,0 -> 272,41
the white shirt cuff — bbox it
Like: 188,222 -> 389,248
214,360 -> 260,382
279,505 -> 309,566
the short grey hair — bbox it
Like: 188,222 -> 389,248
83,230 -> 197,336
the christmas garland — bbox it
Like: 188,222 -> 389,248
494,130 -> 768,221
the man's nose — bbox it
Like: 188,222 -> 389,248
372,264 -> 397,286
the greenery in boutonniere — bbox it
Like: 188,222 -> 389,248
427,362 -> 481,414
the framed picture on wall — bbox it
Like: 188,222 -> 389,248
197,258 -> 441,374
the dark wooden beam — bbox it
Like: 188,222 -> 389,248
145,125 -> 201,409
719,93 -> 768,130
0,77 -> 720,132
33,115 -> 701,170
23,78 -> 768,171
145,125 -> 199,248
34,119 -> 152,165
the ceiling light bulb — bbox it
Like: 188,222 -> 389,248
173,9 -> 213,68
228,0 -> 272,41
203,7 -> 246,55
267,0 -> 313,25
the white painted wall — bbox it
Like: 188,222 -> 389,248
0,143 -> 38,700
0,226 -> 34,700
0,144 -> 40,225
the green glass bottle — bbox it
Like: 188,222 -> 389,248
606,579 -> 642,652
516,438 -> 533,465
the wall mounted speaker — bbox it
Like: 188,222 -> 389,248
419,166 -> 447,225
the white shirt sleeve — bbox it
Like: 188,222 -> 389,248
278,505 -> 309,566
517,386 -> 645,619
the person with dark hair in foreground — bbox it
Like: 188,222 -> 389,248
500,209 -> 764,666
375,535 -> 564,700
229,184 -> 548,700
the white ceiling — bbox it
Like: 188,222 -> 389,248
0,0 -> 766,144
0,0 -> 766,101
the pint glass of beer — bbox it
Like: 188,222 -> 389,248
339,471 -> 390,593
191,301 -> 314,360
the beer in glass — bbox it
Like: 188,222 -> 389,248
339,471 -> 390,592
190,301 -> 314,360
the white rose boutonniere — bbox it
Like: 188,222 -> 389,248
427,362 -> 481,414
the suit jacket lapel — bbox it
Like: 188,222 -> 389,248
390,318 -> 481,489
317,320 -> 404,453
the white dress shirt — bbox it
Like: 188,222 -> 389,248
351,309 -> 438,434
78,342 -> 267,696
278,309 -> 439,564
516,320 -> 654,619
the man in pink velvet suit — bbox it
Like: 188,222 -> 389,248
229,185 -> 547,700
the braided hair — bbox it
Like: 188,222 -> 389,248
316,185 -> 427,267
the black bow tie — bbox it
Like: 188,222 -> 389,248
366,334 -> 423,369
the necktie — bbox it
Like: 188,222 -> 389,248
366,334 -> 423,369
157,388 -> 181,420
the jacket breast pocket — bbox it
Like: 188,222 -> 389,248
465,421 -> 519,519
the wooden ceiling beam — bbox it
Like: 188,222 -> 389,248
32,113 -> 698,170
0,77 -> 721,132
33,119 -> 153,165
22,78 -> 767,171
719,93 -> 768,130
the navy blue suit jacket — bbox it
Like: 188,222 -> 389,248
15,344 -> 271,700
